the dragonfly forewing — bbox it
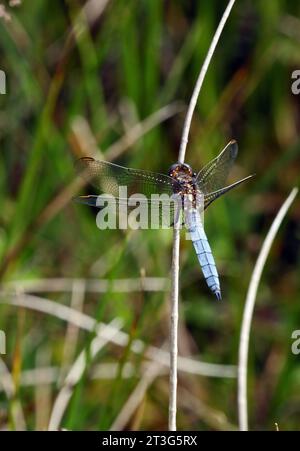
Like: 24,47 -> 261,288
75,157 -> 176,198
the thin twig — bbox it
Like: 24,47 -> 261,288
169,225 -> 180,431
4,277 -> 169,294
0,359 -> 234,391
169,0 -> 236,431
237,187 -> 298,431
178,0 -> 236,163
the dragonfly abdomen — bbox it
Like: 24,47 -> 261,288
185,210 -> 221,300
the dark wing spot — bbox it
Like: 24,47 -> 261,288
229,140 -> 238,158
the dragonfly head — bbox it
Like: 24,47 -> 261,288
168,163 -> 195,179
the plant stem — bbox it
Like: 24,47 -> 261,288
178,0 -> 236,164
169,0 -> 237,431
169,225 -> 180,431
238,187 -> 298,431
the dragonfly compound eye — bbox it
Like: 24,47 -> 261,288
168,163 -> 193,177
168,163 -> 180,177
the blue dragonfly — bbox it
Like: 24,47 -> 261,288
75,140 -> 253,300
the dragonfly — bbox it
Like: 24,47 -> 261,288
75,140 -> 253,300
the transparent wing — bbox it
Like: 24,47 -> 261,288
74,195 -> 180,228
203,175 -> 254,210
196,140 -> 238,194
75,157 -> 176,198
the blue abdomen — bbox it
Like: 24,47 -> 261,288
185,209 -> 221,300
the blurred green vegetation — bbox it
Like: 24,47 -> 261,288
0,0 -> 299,431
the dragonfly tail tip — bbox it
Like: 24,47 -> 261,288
215,290 -> 222,301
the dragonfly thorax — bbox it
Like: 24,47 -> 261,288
168,163 -> 199,201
